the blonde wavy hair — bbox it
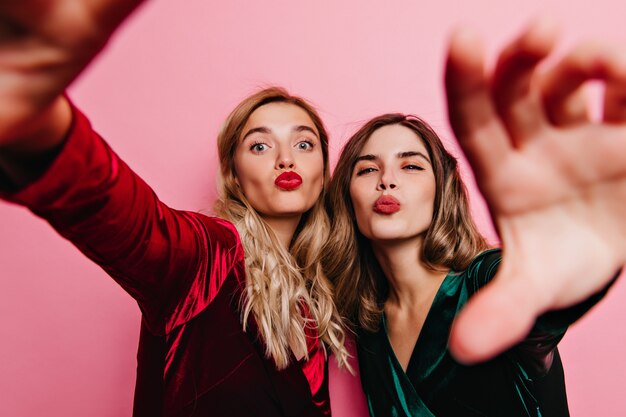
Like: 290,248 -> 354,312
213,87 -> 351,370
323,114 -> 489,332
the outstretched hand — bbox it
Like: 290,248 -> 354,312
0,0 -> 144,147
445,19 -> 626,363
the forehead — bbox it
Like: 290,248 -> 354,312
243,102 -> 317,133
361,124 -> 427,155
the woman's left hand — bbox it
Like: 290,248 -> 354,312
444,18 -> 626,363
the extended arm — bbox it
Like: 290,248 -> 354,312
0,1 -> 243,334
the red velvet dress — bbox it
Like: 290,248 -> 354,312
0,105 -> 330,417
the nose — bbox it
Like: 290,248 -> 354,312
376,170 -> 397,191
377,182 -> 396,190
278,160 -> 295,169
276,147 -> 295,170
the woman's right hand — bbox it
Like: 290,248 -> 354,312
444,19 -> 626,364
0,0 -> 144,149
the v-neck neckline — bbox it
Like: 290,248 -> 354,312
382,270 -> 455,377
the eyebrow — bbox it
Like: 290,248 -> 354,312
241,125 -> 319,141
399,151 -> 430,162
294,125 -> 318,137
355,151 -> 430,163
242,127 -> 271,141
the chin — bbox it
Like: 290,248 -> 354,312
367,224 -> 414,241
370,233 -> 407,242
268,204 -> 314,217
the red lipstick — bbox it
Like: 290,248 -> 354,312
275,171 -> 303,190
373,195 -> 400,214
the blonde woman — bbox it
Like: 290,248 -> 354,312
324,22 -> 626,417
0,2 -> 348,416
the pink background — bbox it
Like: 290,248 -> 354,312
1,1 -> 625,416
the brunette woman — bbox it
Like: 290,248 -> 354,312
0,2 -> 349,416
324,22 -> 626,417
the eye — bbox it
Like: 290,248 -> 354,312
250,142 -> 269,153
403,164 -> 424,171
296,140 -> 314,151
356,167 -> 378,176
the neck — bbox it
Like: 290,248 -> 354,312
262,214 -> 302,249
372,238 -> 447,309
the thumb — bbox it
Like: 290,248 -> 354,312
448,275 -> 543,364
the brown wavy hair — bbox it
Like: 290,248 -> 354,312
323,113 -> 489,332
214,87 -> 350,370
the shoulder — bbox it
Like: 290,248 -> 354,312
462,248 -> 502,292
186,212 -> 245,263
465,248 -> 502,276
195,214 -> 240,240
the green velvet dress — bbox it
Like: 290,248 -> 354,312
357,249 -> 607,417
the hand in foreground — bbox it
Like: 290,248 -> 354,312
445,19 -> 626,363
0,0 -> 144,147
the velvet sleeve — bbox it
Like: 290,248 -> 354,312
0,103 -> 244,335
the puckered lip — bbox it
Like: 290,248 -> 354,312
373,195 -> 400,214
275,171 -> 303,190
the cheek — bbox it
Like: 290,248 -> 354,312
234,153 -> 269,188
304,153 -> 325,180
232,161 -> 265,206
349,184 -> 370,229
412,185 -> 437,222
310,163 -> 325,186
232,152 -> 247,184
299,155 -> 325,198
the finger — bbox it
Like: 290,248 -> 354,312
448,275 -> 541,364
541,42 -> 626,126
445,27 -> 511,178
603,51 -> 626,122
492,18 -> 558,144
604,84 -> 626,123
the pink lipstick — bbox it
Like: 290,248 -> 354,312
275,171 -> 303,190
373,195 -> 400,214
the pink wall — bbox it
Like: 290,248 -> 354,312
1,1 -> 624,416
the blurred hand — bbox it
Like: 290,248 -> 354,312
0,0 -> 144,146
445,18 -> 626,363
